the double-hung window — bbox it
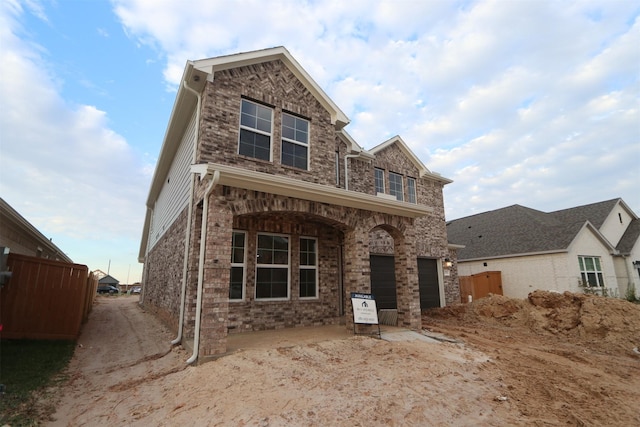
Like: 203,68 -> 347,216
578,256 -> 604,288
407,177 -> 417,204
374,168 -> 385,194
229,231 -> 246,300
299,237 -> 318,298
256,233 -> 289,299
389,172 -> 404,201
239,99 -> 272,161
281,113 -> 309,169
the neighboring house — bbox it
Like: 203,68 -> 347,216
0,197 -> 72,263
98,274 -> 120,287
138,46 -> 456,362
447,198 -> 640,299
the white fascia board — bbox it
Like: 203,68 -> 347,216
459,249 -> 569,263
192,47 -> 350,128
370,136 -> 453,184
191,163 -> 433,218
448,243 -> 466,250
145,63 -> 207,207
336,129 -> 374,158
567,221 -> 618,254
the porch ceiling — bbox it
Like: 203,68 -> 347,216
192,163 -> 433,218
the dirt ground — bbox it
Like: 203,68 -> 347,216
45,291 -> 639,426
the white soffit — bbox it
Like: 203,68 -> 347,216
191,163 -> 433,218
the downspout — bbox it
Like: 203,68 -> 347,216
186,170 -> 220,365
171,77 -> 202,345
344,153 -> 361,191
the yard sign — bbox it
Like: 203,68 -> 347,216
350,292 -> 381,338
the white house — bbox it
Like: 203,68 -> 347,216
447,198 -> 640,299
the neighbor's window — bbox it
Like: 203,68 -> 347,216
281,113 -> 309,169
578,256 -> 604,287
374,168 -> 385,194
299,237 -> 318,298
407,177 -> 417,204
239,99 -> 272,161
229,231 -> 246,300
389,172 -> 404,201
256,233 -> 289,299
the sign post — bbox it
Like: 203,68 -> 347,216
350,292 -> 381,338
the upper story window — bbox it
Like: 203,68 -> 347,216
578,256 -> 604,288
281,113 -> 309,170
389,172 -> 404,201
374,168 -> 385,194
407,177 -> 417,204
239,99 -> 272,161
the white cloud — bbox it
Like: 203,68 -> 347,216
46,2 -> 640,221
0,1 -> 150,280
3,0 -> 637,289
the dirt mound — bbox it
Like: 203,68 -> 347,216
427,290 -> 640,356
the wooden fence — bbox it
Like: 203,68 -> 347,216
459,271 -> 503,303
0,253 -> 97,340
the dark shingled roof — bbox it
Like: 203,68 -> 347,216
617,218 -> 640,254
447,198 -> 623,261
98,274 -> 120,285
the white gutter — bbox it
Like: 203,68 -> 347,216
172,78 -> 201,346
186,171 -> 220,365
191,163 -> 432,218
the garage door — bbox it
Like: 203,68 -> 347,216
418,258 -> 440,309
369,255 -> 396,309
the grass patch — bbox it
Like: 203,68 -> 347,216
0,339 -> 76,426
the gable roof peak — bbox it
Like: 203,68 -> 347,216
370,136 -> 452,184
191,46 -> 349,129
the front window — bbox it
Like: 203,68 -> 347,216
389,172 -> 404,201
229,231 -> 246,300
374,168 -> 385,194
299,237 -> 318,298
281,113 -> 309,169
256,234 -> 289,299
579,256 -> 604,287
239,99 -> 272,161
407,177 -> 417,204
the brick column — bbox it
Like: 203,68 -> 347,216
197,191 -> 232,358
394,225 -> 421,330
342,225 -> 372,332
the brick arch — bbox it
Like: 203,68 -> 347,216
365,214 -> 413,238
226,191 -> 367,231
365,214 -> 421,330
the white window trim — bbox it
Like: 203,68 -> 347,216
299,236 -> 319,300
389,171 -> 404,202
375,168 -> 385,194
255,232 -> 290,301
281,112 -> 310,170
578,255 -> 605,288
230,230 -> 247,301
407,177 -> 417,204
238,99 -> 274,162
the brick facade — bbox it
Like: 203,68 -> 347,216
140,50 -> 456,361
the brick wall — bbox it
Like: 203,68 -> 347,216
141,56 -> 458,357
198,60 -> 338,186
141,207 -> 188,332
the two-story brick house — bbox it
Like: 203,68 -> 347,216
138,47 -> 457,363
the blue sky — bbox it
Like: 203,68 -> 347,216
1,0 -> 639,283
